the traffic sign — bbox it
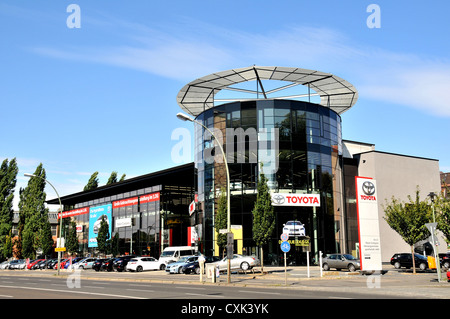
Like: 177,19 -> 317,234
55,247 -> 66,252
280,233 -> 289,242
280,241 -> 291,253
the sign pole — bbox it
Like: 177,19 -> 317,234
284,252 -> 287,286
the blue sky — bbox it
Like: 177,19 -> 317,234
1,1 -> 449,210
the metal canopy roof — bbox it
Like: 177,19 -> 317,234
176,66 -> 358,116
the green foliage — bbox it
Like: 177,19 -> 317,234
84,172 -> 99,191
97,216 -> 110,255
18,163 -> 49,259
214,188 -> 227,255
252,166 -> 275,247
111,232 -> 120,257
383,189 -> 432,273
106,171 -> 118,185
436,193 -> 450,246
66,220 -> 79,255
383,190 -> 432,246
0,158 -> 18,259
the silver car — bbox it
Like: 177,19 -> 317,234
213,254 -> 260,272
322,254 -> 360,272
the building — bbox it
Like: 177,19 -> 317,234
48,163 -> 195,257
47,66 -> 442,265
441,171 -> 450,198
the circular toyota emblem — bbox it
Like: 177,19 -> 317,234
272,194 -> 285,205
362,181 -> 376,195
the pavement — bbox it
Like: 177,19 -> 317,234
1,265 -> 449,299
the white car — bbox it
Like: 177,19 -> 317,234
126,257 -> 165,272
0,261 -> 10,269
165,255 -> 195,273
213,254 -> 260,272
283,220 -> 306,237
73,257 -> 97,269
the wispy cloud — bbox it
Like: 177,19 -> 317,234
29,15 -> 450,117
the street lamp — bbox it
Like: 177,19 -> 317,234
24,173 -> 63,276
177,112 -> 232,283
428,192 -> 442,282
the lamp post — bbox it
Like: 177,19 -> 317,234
24,173 -> 63,276
428,192 -> 442,282
177,112 -> 232,283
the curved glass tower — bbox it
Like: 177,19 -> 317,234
177,66 -> 357,265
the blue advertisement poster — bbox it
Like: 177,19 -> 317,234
88,204 -> 112,248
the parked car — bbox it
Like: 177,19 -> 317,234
126,257 -> 165,272
0,261 -> 10,269
168,256 -> 199,274
9,259 -> 26,269
390,253 -> 428,271
100,258 -> 117,272
30,259 -> 46,270
212,254 -> 260,272
282,220 -> 306,237
113,255 -> 137,272
74,257 -> 97,269
165,255 -> 196,273
47,259 -> 59,269
439,253 -> 450,269
447,269 -> 450,282
92,258 -> 108,271
182,256 -> 221,274
322,254 -> 360,272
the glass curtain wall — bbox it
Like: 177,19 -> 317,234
195,100 -> 345,264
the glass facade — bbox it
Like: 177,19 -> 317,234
195,99 -> 346,265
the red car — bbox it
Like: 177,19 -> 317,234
27,259 -> 44,270
447,269 -> 450,282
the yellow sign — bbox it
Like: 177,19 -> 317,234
55,247 -> 66,252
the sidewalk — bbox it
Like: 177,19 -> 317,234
1,266 -> 449,299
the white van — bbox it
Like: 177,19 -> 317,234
159,246 -> 197,266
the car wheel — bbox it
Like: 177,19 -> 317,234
348,264 -> 356,272
322,263 -> 330,271
419,263 -> 427,271
160,264 -> 166,270
240,262 -> 250,271
178,267 -> 183,274
195,267 -> 201,275
394,261 -> 401,269
443,261 -> 450,269
136,266 -> 143,272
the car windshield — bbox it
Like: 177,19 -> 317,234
160,251 -> 175,257
286,221 -> 301,226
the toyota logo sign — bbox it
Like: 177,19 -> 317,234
362,181 -> 376,196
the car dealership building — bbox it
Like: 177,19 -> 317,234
48,66 -> 443,265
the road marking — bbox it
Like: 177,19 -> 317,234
126,288 -> 155,293
0,294 -> 13,298
238,290 -> 281,295
185,293 -> 224,298
175,286 -> 206,290
0,285 -> 146,299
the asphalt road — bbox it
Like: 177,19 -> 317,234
0,274 -> 396,299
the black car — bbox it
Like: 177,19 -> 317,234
182,256 -> 220,274
390,253 -> 428,270
92,258 -> 108,271
113,255 -> 137,272
439,253 -> 450,269
100,258 -> 117,272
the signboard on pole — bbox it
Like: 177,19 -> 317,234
355,177 -> 382,271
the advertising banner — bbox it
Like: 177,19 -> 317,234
58,207 -> 89,219
355,177 -> 382,271
88,204 -> 112,248
113,197 -> 138,209
140,192 -> 160,204
271,193 -> 320,207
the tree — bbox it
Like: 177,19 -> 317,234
252,164 -> 275,273
214,188 -> 228,258
0,158 -> 18,260
383,189 -> 432,273
111,232 -> 120,257
106,171 -> 118,185
66,220 -> 79,256
436,193 -> 450,248
18,163 -> 49,259
97,216 -> 110,256
40,218 -> 54,258
84,172 -> 99,191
